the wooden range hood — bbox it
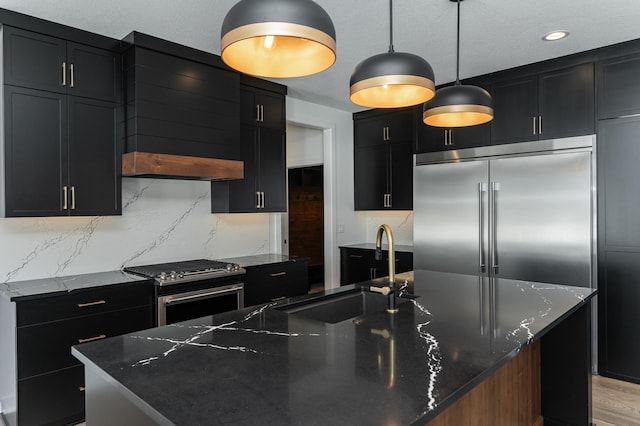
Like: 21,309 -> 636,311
122,152 -> 243,181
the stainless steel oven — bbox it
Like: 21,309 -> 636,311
124,259 -> 245,326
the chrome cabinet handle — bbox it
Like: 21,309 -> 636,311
269,272 -> 287,277
69,63 -> 74,88
255,104 -> 260,122
260,105 -> 264,122
71,186 -> 76,210
79,387 -> 86,392
538,115 -> 542,135
78,334 -> 107,344
256,192 -> 261,208
478,182 -> 486,273
349,254 -> 364,259
491,182 -> 499,274
260,192 -> 265,208
61,62 -> 66,86
77,300 -> 106,308
63,186 -> 68,210
532,116 -> 537,135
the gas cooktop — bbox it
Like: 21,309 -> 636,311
123,259 -> 244,286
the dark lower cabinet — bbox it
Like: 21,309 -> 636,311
11,281 -> 154,425
243,260 -> 309,307
598,116 -> 640,384
340,247 -> 413,286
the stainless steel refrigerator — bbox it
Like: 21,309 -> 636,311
413,136 -> 595,288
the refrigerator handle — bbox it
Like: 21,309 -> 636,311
478,183 -> 487,273
491,182 -> 500,274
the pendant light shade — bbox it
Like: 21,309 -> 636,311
221,0 -> 336,78
350,0 -> 435,108
423,0 -> 493,127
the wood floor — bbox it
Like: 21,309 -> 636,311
593,375 -> 640,425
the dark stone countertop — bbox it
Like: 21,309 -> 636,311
72,270 -> 595,425
219,254 -> 308,268
340,243 -> 414,253
0,270 -> 152,301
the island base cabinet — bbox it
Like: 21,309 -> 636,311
17,366 -> 85,426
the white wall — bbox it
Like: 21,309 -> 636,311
287,124 -> 324,167
0,179 -> 271,283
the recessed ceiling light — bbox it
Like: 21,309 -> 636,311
543,31 -> 569,41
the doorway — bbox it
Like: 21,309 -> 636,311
288,166 -> 324,292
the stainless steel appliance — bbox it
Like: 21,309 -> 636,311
413,136 -> 595,288
124,259 -> 245,326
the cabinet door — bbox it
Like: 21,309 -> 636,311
68,97 -> 121,216
240,87 -> 260,125
228,125 -> 260,212
539,63 -> 594,139
4,86 -> 67,217
67,42 -> 121,102
258,91 -> 285,130
491,75 -> 538,144
340,248 -> 377,285
354,115 -> 387,147
395,251 -> 413,274
244,262 -> 309,306
18,365 -> 85,426
388,140 -> 413,210
598,53 -> 640,119
452,124 -> 491,149
354,144 -> 388,210
415,119 -> 449,153
355,109 -> 412,148
258,128 -> 286,212
3,26 -> 66,94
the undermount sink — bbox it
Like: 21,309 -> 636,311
277,288 -> 407,324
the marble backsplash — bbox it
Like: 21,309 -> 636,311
364,210 -> 414,246
0,179 -> 271,283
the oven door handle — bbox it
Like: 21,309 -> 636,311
163,285 -> 243,307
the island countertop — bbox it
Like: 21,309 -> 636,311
72,270 -> 595,425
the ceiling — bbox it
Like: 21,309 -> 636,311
2,0 -> 640,112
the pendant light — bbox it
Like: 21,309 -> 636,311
221,0 -> 336,78
423,0 -> 493,127
350,0 -> 435,108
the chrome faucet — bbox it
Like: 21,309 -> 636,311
370,224 -> 398,314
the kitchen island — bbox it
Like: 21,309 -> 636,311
72,270 -> 595,425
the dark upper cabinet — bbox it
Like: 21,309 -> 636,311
3,26 -> 121,103
212,82 -> 287,213
124,46 -> 240,160
353,109 -> 413,210
3,86 -> 120,217
414,104 -> 491,153
597,53 -> 640,119
241,86 -> 285,130
491,63 -> 594,144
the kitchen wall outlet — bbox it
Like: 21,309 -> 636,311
337,224 -> 345,234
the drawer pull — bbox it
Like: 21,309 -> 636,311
79,387 -> 86,392
269,272 -> 287,277
77,300 -> 106,308
270,296 -> 287,302
349,254 -> 364,259
78,334 -> 107,344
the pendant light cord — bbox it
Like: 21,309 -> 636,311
388,0 -> 395,53
455,0 -> 461,85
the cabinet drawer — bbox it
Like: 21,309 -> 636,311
18,365 -> 85,426
16,281 -> 153,326
244,262 -> 308,306
17,305 -> 153,380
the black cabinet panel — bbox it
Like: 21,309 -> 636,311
598,53 -> 640,119
16,281 -> 153,326
17,306 -> 152,379
67,42 -> 121,102
353,108 -> 413,210
18,365 -> 85,426
3,26 -> 66,94
4,86 -> 67,216
491,76 -> 538,144
389,140 -> 413,210
244,261 -> 309,307
538,63 -> 594,139
212,85 -> 286,213
354,145 -> 388,210
68,97 -> 120,215
340,247 -> 413,286
599,251 -> 640,382
259,128 -> 286,212
598,116 -> 640,247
